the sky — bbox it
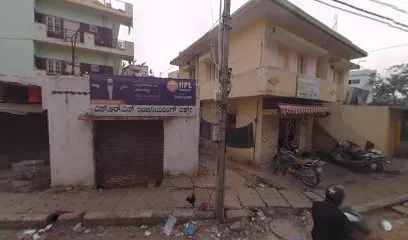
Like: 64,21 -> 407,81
118,0 -> 408,76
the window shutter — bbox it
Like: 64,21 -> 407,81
61,61 -> 67,75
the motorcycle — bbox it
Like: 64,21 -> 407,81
330,141 -> 390,173
272,147 -> 325,188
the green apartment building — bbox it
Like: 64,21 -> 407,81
0,0 -> 134,78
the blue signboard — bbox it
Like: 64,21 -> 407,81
89,73 -> 196,117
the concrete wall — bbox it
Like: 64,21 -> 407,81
0,0 -> 36,77
44,76 -> 199,186
44,76 -> 95,186
163,87 -> 200,176
316,103 -> 393,156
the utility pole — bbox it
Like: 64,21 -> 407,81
69,29 -> 80,75
215,0 -> 231,222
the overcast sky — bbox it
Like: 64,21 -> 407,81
119,0 -> 408,76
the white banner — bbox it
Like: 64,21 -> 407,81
90,104 -> 196,117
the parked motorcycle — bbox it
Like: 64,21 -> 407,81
330,141 -> 390,173
272,147 -> 325,188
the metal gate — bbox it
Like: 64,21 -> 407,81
95,120 -> 164,189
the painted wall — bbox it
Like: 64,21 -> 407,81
36,0 -> 117,31
44,76 -> 200,186
0,0 -> 36,77
316,103 -> 393,156
44,76 -> 95,186
163,87 -> 200,176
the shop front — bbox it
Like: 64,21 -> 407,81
45,75 -> 199,187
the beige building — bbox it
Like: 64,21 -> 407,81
170,0 -> 368,167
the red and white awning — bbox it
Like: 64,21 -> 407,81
278,104 -> 329,115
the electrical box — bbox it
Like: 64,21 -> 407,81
211,124 -> 220,142
213,89 -> 222,102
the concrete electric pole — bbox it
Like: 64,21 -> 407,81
215,0 -> 231,222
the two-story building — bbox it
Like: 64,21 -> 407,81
170,0 -> 367,168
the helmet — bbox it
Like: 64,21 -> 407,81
325,184 -> 345,207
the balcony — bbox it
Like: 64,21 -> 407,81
200,66 -> 338,102
63,0 -> 133,26
34,23 -> 134,60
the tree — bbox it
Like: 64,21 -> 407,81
369,63 -> 408,106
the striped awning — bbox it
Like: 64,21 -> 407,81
278,104 -> 329,115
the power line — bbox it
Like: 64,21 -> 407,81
311,0 -> 408,33
367,0 -> 408,15
369,43 -> 408,52
332,0 -> 408,29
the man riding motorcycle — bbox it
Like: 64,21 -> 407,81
311,184 -> 353,240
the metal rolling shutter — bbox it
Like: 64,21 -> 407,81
95,120 -> 164,189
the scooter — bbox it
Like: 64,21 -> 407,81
330,141 -> 390,173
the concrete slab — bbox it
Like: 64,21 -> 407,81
194,188 -> 214,207
225,189 -> 242,210
236,187 -> 266,208
256,188 -> 290,207
303,191 -> 324,202
161,176 -> 193,189
192,176 -> 216,188
270,218 -> 303,240
114,189 -> 175,211
225,209 -> 249,222
279,190 -> 311,209
391,205 -> 408,215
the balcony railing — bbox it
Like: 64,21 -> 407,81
44,27 -> 129,51
94,0 -> 126,12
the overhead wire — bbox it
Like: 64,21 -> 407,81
367,0 -> 408,15
311,0 -> 408,33
331,0 -> 408,29
368,42 -> 408,52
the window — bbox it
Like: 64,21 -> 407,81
89,25 -> 98,33
297,55 -> 305,74
228,114 -> 237,128
208,62 -> 218,81
349,79 -> 360,85
46,16 -> 62,33
46,59 -> 62,75
91,64 -> 100,72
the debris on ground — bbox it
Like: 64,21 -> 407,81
257,210 -> 266,220
72,222 -> 83,232
144,230 -> 152,237
32,233 -> 41,240
163,215 -> 177,236
198,202 -> 209,211
381,220 -> 392,232
140,225 -> 148,229
183,221 -> 198,236
84,229 -> 92,234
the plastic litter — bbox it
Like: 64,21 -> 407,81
144,230 -> 152,237
84,229 -> 92,234
23,229 -> 36,235
198,202 -> 209,211
163,215 -> 177,236
184,221 -> 198,236
257,210 -> 266,220
32,233 -> 41,240
72,222 -> 83,232
381,220 -> 392,232
140,225 -> 148,229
